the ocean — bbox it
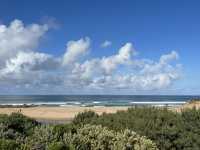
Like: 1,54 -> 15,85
0,95 -> 199,107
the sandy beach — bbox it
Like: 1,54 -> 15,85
172,100 -> 200,112
0,101 -> 199,122
0,106 -> 129,121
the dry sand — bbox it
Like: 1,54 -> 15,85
0,106 -> 129,121
173,100 -> 200,112
0,100 -> 199,122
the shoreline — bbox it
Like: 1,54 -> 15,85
0,101 -> 187,108
0,106 -> 129,121
0,100 -> 199,123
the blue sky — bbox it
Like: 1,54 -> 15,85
0,0 -> 199,95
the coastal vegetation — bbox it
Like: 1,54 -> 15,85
73,107 -> 200,150
0,112 -> 157,150
0,105 -> 200,149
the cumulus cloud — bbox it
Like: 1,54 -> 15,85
101,40 -> 112,48
160,51 -> 179,64
0,19 -> 182,94
72,43 -> 135,79
62,37 -> 90,66
1,51 -> 59,74
71,50 -> 181,90
0,19 -> 48,65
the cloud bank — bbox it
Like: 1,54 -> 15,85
0,20 -> 182,94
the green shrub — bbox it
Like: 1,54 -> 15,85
73,107 -> 200,150
52,124 -> 75,140
0,113 -> 38,136
1,107 -> 200,150
20,123 -> 157,150
73,110 -> 98,125
0,112 -> 158,150
48,142 -> 70,150
0,139 -> 20,150
64,124 -> 158,150
23,125 -> 57,150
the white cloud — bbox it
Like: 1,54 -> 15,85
101,43 -> 134,73
0,51 -> 61,87
71,43 -> 135,80
101,40 -> 112,48
62,37 -> 90,66
1,51 -> 59,74
0,19 -> 48,65
70,43 -> 181,91
0,19 -> 182,94
160,51 -> 179,64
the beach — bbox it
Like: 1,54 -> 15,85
0,106 -> 129,122
172,100 -> 200,112
0,100 -> 199,123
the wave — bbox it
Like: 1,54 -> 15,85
130,101 -> 186,105
92,101 -> 101,104
65,101 -> 81,105
0,101 -> 187,107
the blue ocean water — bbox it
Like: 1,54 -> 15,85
0,95 -> 199,107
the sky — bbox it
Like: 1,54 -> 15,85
0,0 -> 199,95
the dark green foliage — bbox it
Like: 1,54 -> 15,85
1,108 -> 200,149
72,110 -> 99,125
0,112 -> 157,150
0,113 -> 40,149
73,107 -> 200,150
53,124 -> 76,140
0,139 -> 20,150
64,124 -> 158,150
0,113 -> 39,135
48,142 -> 70,150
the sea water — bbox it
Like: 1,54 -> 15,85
0,95 -> 199,107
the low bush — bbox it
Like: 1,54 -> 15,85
48,142 -> 70,150
0,139 -> 20,150
23,125 -> 57,149
0,112 -> 157,150
0,113 -> 38,136
63,124 -> 158,150
73,110 -> 99,125
52,124 -> 76,140
2,107 -> 200,149
73,107 -> 200,150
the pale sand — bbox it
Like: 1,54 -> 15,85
0,106 -> 129,121
173,100 -> 200,112
0,101 -> 199,122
